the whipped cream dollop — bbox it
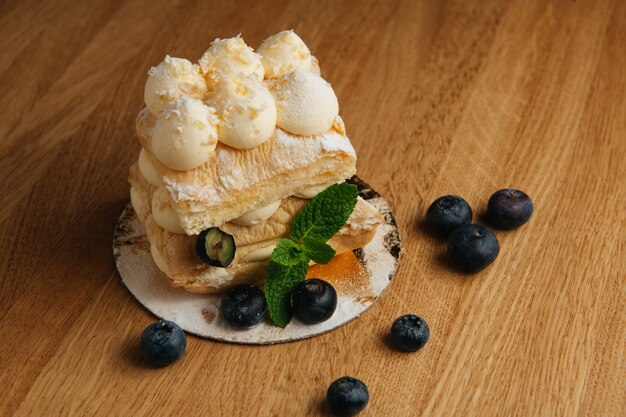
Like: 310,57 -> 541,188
209,76 -> 277,149
257,30 -> 320,78
151,97 -> 219,170
150,244 -> 170,274
151,187 -> 185,234
267,69 -> 339,136
242,243 -> 277,262
144,56 -> 207,116
138,148 -> 163,187
199,36 -> 264,84
231,200 -> 282,226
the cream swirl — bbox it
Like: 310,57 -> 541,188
151,187 -> 185,234
144,56 -> 206,116
137,148 -> 163,187
257,30 -> 319,78
267,69 -> 338,136
210,76 -> 277,149
199,36 -> 264,84
230,200 -> 282,226
151,97 -> 219,170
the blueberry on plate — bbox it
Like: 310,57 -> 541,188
487,189 -> 534,229
426,195 -> 473,237
327,376 -> 369,416
220,284 -> 267,329
390,314 -> 430,352
140,320 -> 186,367
291,278 -> 337,324
196,227 -> 236,267
447,224 -> 499,272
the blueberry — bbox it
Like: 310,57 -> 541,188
390,314 -> 430,352
447,224 -> 499,272
327,376 -> 369,416
196,227 -> 236,267
220,284 -> 267,329
426,195 -> 473,237
487,189 -> 533,229
140,320 -> 186,366
291,279 -> 337,324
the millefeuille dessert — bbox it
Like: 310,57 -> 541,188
128,31 -> 382,294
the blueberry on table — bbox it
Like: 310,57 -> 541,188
291,278 -> 337,324
390,314 -> 430,352
196,227 -> 236,267
487,189 -> 534,229
220,284 -> 267,329
447,224 -> 500,272
140,320 -> 186,367
327,376 -> 369,416
426,195 -> 473,237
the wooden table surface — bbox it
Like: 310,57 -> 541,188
1,0 -> 625,415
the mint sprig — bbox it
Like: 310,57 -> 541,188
272,239 -> 309,266
301,237 -> 335,264
264,183 -> 358,327
264,257 -> 310,328
291,183 -> 359,243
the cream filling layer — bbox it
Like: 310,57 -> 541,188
230,200 -> 281,226
152,187 -> 185,234
150,243 -> 170,274
241,243 -> 277,262
150,192 -> 283,233
138,148 -> 163,187
294,182 -> 339,199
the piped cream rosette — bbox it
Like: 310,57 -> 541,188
142,32 -> 340,173
134,32 -> 344,236
266,69 -> 339,136
208,76 -> 277,150
144,56 -> 207,116
257,30 -> 321,78
199,35 -> 264,86
151,97 -> 219,171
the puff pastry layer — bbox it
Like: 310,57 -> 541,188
130,162 -> 381,292
144,197 -> 381,293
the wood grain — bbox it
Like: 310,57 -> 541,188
1,0 -> 624,415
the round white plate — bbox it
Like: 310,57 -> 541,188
113,177 -> 401,344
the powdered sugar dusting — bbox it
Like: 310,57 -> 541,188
319,130 -> 356,154
164,128 -> 356,206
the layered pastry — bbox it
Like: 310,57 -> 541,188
129,31 -> 382,293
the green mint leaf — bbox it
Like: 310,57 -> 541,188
271,239 -> 307,266
290,183 -> 358,243
264,182 -> 359,327
301,237 -> 336,264
263,258 -> 310,327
